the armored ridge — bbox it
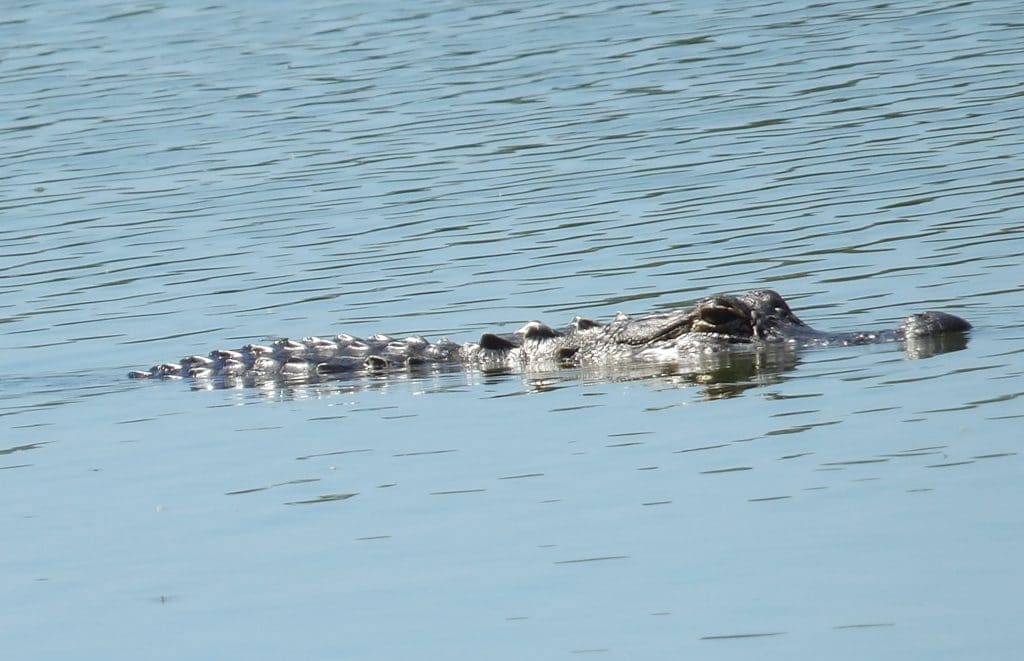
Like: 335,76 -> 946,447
128,289 -> 971,384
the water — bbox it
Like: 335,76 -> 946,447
3,0 -> 1023,658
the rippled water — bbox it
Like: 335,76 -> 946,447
3,0 -> 1023,658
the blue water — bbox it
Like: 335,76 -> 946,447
3,1 -> 1023,659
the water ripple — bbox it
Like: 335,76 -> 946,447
3,4 -> 1023,654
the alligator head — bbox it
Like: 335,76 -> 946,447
636,289 -> 810,345
633,288 -> 970,351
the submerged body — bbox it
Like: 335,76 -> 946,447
128,289 -> 971,384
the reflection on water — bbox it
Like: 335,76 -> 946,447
902,331 -> 971,360
465,347 -> 805,401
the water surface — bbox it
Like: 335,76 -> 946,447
3,1 -> 1023,659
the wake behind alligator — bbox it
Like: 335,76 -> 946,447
129,289 -> 971,387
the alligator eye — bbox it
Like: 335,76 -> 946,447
701,306 -> 741,326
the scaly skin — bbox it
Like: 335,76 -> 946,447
128,289 -> 971,384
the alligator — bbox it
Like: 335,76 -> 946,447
128,289 -> 971,386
